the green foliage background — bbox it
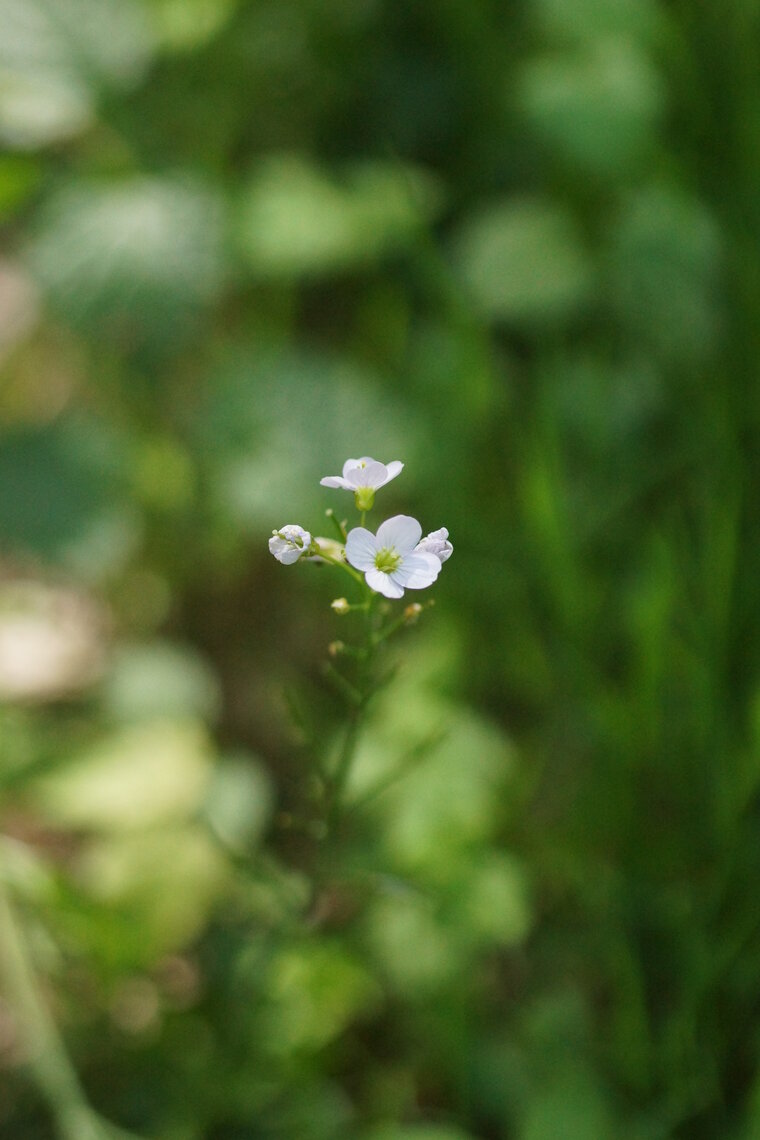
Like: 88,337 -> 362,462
1,1 -> 759,1137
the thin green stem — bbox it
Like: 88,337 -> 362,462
347,729 -> 448,812
372,600 -> 434,647
317,552 -> 364,584
324,509 -> 347,541
327,708 -> 362,831
325,586 -> 377,830
372,611 -> 410,646
335,601 -> 371,614
323,661 -> 363,707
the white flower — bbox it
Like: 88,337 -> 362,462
345,515 -> 442,600
320,456 -> 403,510
415,527 -> 453,563
269,525 -> 312,565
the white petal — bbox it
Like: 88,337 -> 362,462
341,458 -> 364,478
365,568 -> 404,599
345,527 -> 378,571
346,460 -> 387,489
414,527 -> 453,562
381,460 -> 404,485
269,537 -> 302,565
280,524 -> 311,544
376,514 -> 422,556
320,475 -> 351,489
397,552 -> 441,588
279,545 -> 304,565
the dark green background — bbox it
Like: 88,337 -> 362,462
1,1 -> 760,1137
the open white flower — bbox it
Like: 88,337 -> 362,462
415,527 -> 453,563
345,515 -> 442,599
269,525 -> 312,565
320,456 -> 403,510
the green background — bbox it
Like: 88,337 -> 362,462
1,1 -> 759,1137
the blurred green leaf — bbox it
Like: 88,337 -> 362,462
0,0 -> 152,148
238,155 -> 443,278
451,853 -> 531,949
606,183 -> 722,360
532,0 -> 662,44
364,891 -> 463,995
23,177 -> 226,333
261,941 -> 381,1055
151,0 -> 238,51
519,1068 -> 614,1140
518,39 -> 664,177
73,824 -> 229,962
0,424 -> 122,560
32,719 -> 214,832
452,198 -> 593,324
203,752 -> 273,852
196,349 -> 416,533
102,642 -> 221,725
0,157 -> 42,218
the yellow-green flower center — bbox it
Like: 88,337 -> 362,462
374,547 -> 401,574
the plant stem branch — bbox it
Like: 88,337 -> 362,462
324,509 -> 347,541
324,587 -> 377,830
317,553 -> 364,584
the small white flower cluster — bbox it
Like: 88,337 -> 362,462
269,455 -> 452,600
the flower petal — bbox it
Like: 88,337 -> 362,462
365,568 -> 404,599
345,527 -> 378,571
396,551 -> 441,588
278,545 -> 304,565
320,475 -> 352,489
341,458 -> 364,478
414,527 -> 453,562
376,514 -> 422,555
346,461 -> 387,489
381,460 -> 404,485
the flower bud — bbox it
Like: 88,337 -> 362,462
404,603 -> 423,624
414,527 -> 453,563
331,597 -> 350,615
311,537 -> 345,562
269,525 -> 312,565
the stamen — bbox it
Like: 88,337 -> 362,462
374,547 -> 401,574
